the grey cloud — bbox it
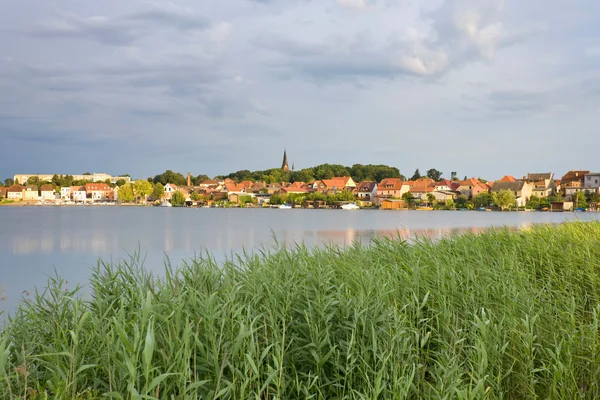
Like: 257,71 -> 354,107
31,6 -> 211,45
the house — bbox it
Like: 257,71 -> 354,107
24,185 -> 39,201
380,199 -> 408,210
435,179 -> 460,192
71,186 -> 87,202
491,181 -> 534,207
164,183 -> 180,200
40,184 -> 55,200
457,178 -> 488,199
409,178 -> 436,200
199,179 -> 219,188
85,183 -> 113,201
561,170 -> 590,199
584,173 -> 600,189
312,176 -> 356,193
550,201 -> 574,212
498,175 -> 517,182
376,178 -> 403,199
0,187 -> 8,199
523,173 -> 555,198
61,187 -> 72,200
7,185 -> 25,200
279,187 -> 309,195
354,181 -> 377,201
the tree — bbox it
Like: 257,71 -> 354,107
27,176 -> 41,186
445,199 -> 455,209
116,179 -> 127,187
426,169 -> 443,182
153,170 -> 187,186
83,172 -> 92,175
192,175 -> 210,186
118,184 -> 135,203
492,190 -> 516,210
474,192 -> 492,208
478,177 -> 488,184
152,183 -> 165,200
171,191 -> 186,206
402,192 -> 415,208
589,192 -> 600,203
270,193 -> 284,205
455,195 -> 468,208
574,191 -> 587,209
410,169 -> 421,180
4,178 -> 14,187
133,180 -> 153,202
527,195 -> 540,210
190,192 -> 200,201
450,172 -> 457,181
426,193 -> 436,206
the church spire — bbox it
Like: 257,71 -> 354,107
282,149 -> 289,171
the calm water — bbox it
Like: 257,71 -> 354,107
1,207 -> 599,315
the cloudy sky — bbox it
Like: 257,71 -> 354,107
1,0 -> 599,181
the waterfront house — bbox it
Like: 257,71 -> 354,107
164,183 -> 179,200
85,183 -> 112,201
523,173 -> 555,198
376,178 -> 403,198
312,176 -> 357,193
40,184 -> 55,200
381,199 -> 408,210
0,187 -> 8,199
71,186 -> 87,202
582,173 -> 600,196
457,178 -> 488,199
354,181 -> 377,201
61,186 -> 72,200
561,170 -> 590,199
24,185 -> 39,201
491,181 -> 534,207
7,185 -> 24,200
435,179 -> 460,192
409,178 -> 437,200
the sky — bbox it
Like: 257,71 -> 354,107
1,0 -> 600,181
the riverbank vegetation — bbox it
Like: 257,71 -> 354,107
2,222 -> 600,398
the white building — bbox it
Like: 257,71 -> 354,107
71,186 -> 87,202
61,187 -> 72,200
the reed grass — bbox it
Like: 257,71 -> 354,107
2,221 -> 600,399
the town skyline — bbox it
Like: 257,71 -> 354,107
1,1 -> 600,180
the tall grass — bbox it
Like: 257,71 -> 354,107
2,222 -> 600,398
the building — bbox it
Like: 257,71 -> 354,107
61,187 -> 72,200
7,185 -> 24,200
457,178 -> 488,199
281,150 -> 289,172
380,199 -> 408,210
24,185 -> 39,201
376,178 -> 403,199
0,187 -> 8,199
354,181 -> 377,201
71,186 -> 87,202
312,177 -> 357,193
524,173 -> 556,198
40,184 -> 55,200
84,183 -> 113,201
561,170 -> 591,199
13,173 -> 131,185
584,173 -> 600,188
491,181 -> 534,207
409,178 -> 436,200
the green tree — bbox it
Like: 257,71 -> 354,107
574,191 -> 587,209
83,172 -> 92,175
402,192 -> 415,208
27,176 -> 41,186
455,195 -> 468,208
116,179 -> 127,187
4,178 -> 14,187
445,198 -> 455,209
474,192 -> 492,208
133,180 -> 153,202
191,192 -> 200,201
152,183 -> 165,200
410,169 -> 421,180
171,191 -> 186,206
270,194 -> 284,205
426,169 -> 443,182
426,193 -> 436,206
192,175 -> 211,186
527,195 -> 540,210
118,184 -> 135,203
153,170 -> 187,186
492,190 -> 516,210
589,192 -> 600,203
450,172 -> 457,181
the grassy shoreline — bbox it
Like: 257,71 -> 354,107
2,222 -> 600,398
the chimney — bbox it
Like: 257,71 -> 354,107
187,172 -> 191,187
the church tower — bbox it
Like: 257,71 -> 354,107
282,149 -> 289,172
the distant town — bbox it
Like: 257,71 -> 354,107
1,152 -> 599,211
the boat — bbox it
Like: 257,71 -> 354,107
161,201 -> 172,207
341,202 -> 360,210
278,204 -> 292,209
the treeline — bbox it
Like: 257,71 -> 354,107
0,175 -> 130,188
217,164 -> 406,184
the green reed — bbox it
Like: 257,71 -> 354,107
2,221 -> 600,399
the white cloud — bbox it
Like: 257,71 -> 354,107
337,0 -> 367,10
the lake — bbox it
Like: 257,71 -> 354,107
1,207 -> 599,316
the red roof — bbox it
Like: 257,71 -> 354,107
378,178 -> 403,191
498,175 -> 516,183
